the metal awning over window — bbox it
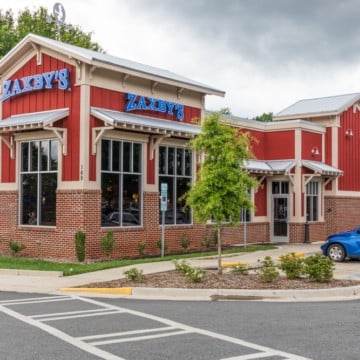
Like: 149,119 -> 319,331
0,108 -> 69,157
244,159 -> 296,175
91,107 -> 200,138
91,107 -> 201,157
302,160 -> 343,176
0,108 -> 69,132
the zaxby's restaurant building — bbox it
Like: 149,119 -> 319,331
0,34 -> 357,259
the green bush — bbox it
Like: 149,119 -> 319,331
74,231 -> 86,262
303,254 -> 334,282
185,267 -> 205,283
101,231 -> 115,257
230,264 -> 249,276
137,241 -> 146,257
156,238 -> 168,251
173,259 -> 192,274
8,240 -> 26,255
123,267 -> 145,282
180,234 -> 191,250
278,253 -> 305,279
257,256 -> 279,283
173,259 -> 204,283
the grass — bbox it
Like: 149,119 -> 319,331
0,245 -> 276,276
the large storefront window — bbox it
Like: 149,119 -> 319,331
306,181 -> 319,221
159,146 -> 192,225
101,139 -> 142,227
20,140 -> 58,226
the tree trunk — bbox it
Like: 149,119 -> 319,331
217,225 -> 222,275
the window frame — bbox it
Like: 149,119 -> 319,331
101,139 -> 143,228
306,181 -> 320,222
158,145 -> 193,226
19,139 -> 58,227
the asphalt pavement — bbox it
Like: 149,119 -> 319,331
1,242 -> 360,301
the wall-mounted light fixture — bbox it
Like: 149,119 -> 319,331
345,129 -> 353,137
311,147 -> 320,156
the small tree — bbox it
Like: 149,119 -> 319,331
185,113 -> 258,273
101,231 -> 115,257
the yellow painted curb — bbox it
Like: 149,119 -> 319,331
221,262 -> 248,269
59,287 -> 132,295
277,253 -> 304,261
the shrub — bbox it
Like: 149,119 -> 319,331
230,264 -> 249,276
278,253 -> 305,279
303,254 -> 334,282
74,231 -> 86,262
257,256 -> 279,283
186,267 -> 205,283
137,241 -> 146,257
173,259 -> 192,274
180,234 -> 191,251
101,231 -> 115,257
123,267 -> 145,282
8,240 -> 26,256
156,238 -> 167,251
173,259 -> 205,283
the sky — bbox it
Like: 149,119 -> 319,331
2,0 -> 360,119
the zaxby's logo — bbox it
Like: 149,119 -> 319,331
125,93 -> 184,121
2,68 -> 70,102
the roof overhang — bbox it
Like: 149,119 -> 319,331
0,108 -> 69,157
302,160 -> 343,176
91,107 -> 201,138
244,159 -> 296,175
0,108 -> 69,133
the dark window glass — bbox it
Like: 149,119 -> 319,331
20,140 -> 58,226
101,140 -> 110,171
101,139 -> 142,227
123,142 -> 131,172
112,141 -> 121,171
159,146 -> 192,225
30,142 -> 39,171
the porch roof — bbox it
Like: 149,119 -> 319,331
244,159 -> 296,174
302,160 -> 343,176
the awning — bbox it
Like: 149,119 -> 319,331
91,107 -> 201,138
302,160 -> 343,176
0,108 -> 69,157
0,108 -> 69,132
244,159 -> 296,174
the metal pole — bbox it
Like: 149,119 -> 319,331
161,210 -> 165,257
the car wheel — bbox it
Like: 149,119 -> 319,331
327,243 -> 346,262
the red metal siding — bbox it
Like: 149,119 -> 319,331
264,131 -> 295,159
90,87 -> 201,123
338,106 -> 360,190
1,54 -> 80,182
254,180 -> 266,216
248,130 -> 265,159
301,131 -> 322,160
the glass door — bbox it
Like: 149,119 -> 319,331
271,181 -> 289,242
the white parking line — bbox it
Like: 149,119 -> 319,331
0,295 -> 312,360
0,303 -> 126,360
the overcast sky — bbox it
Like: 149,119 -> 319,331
2,0 -> 360,118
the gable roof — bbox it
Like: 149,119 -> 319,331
0,33 -> 225,97
274,93 -> 360,120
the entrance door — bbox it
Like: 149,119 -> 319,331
271,181 -> 289,243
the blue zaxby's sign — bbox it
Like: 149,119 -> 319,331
2,68 -> 71,102
125,93 -> 184,121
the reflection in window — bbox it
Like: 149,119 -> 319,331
20,140 -> 58,226
306,181 -> 319,221
159,146 -> 192,225
101,139 -> 142,227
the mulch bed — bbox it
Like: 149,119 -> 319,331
81,270 -> 360,290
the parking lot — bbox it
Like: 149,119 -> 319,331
0,293 -> 311,360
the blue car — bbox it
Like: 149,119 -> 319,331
321,226 -> 360,262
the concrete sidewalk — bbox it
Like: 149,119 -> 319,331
1,242 -> 360,301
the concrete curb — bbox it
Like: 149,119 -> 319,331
57,284 -> 360,302
0,269 -> 63,277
